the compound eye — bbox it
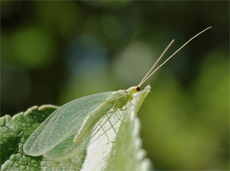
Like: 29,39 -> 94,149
136,87 -> 141,92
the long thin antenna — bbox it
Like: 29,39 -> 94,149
137,26 -> 212,87
138,39 -> 175,87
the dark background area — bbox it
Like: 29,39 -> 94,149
1,1 -> 229,170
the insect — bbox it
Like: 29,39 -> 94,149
23,27 -> 212,161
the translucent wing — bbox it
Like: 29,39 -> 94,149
24,91 -> 118,159
43,108 -> 123,161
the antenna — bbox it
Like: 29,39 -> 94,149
138,26 -> 212,87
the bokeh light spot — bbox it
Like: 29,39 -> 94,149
11,26 -> 56,69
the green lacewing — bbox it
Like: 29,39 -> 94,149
23,27 -> 212,161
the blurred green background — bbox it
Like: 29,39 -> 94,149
1,1 -> 229,170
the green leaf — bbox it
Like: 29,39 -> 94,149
0,105 -> 84,170
1,86 -> 152,170
105,85 -> 152,171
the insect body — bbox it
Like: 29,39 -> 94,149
24,87 -> 140,161
23,27 -> 212,161
73,87 -> 138,143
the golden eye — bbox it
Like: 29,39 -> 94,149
136,87 -> 141,92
